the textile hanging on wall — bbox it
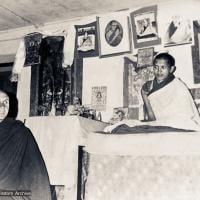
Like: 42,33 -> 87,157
30,36 -> 71,116
123,57 -> 155,119
191,21 -> 200,84
24,32 -> 43,66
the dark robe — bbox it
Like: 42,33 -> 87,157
142,74 -> 175,96
0,118 -> 52,200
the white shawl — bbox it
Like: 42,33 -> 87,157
148,77 -> 200,127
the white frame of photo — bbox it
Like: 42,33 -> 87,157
163,16 -> 193,47
97,13 -> 131,57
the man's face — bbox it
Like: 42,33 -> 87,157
0,91 -> 9,122
153,58 -> 172,83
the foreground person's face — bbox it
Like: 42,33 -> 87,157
0,91 -> 9,122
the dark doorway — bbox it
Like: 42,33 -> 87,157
0,62 -> 18,118
0,62 -> 17,94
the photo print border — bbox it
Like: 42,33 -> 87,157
130,5 -> 161,49
97,13 -> 131,57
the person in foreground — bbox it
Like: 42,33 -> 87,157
0,89 -> 52,200
104,52 -> 200,132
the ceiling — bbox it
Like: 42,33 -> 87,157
0,0 -> 161,31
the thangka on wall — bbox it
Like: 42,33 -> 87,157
24,32 -> 43,66
30,36 -> 72,116
130,5 -> 161,48
137,47 -> 154,68
75,21 -> 99,58
164,16 -> 193,47
97,13 -> 131,57
124,56 -> 154,107
191,20 -> 200,83
128,65 -> 154,106
91,86 -> 107,111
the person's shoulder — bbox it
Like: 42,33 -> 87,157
174,77 -> 189,88
10,119 -> 32,136
173,77 -> 191,94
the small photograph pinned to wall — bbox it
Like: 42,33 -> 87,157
97,13 -> 131,57
137,47 -> 154,68
124,56 -> 154,108
164,16 -> 193,47
130,5 -> 161,48
24,32 -> 43,66
91,86 -> 107,111
75,21 -> 99,58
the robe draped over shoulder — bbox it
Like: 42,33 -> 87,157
148,78 -> 200,126
0,118 -> 51,200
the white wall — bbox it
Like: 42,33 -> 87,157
82,56 -> 124,121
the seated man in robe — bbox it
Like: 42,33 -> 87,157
141,52 -> 200,124
0,89 -> 52,200
104,52 -> 200,133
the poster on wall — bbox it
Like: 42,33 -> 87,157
91,86 -> 107,111
191,20 -> 200,83
97,13 -> 131,57
24,32 -> 43,66
164,16 -> 193,47
130,5 -> 161,48
137,47 -> 154,68
75,21 -> 99,58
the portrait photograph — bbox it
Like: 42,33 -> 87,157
130,5 -> 161,48
97,13 -> 131,57
105,20 -> 123,47
75,21 -> 99,58
164,16 -> 193,47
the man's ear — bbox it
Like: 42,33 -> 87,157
170,65 -> 176,73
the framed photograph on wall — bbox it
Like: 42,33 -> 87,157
137,47 -> 154,68
130,5 -> 161,48
164,16 -> 193,47
75,21 -> 99,58
91,86 -> 107,111
97,13 -> 131,57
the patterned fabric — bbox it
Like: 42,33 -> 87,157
38,36 -> 71,116
84,153 -> 200,200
